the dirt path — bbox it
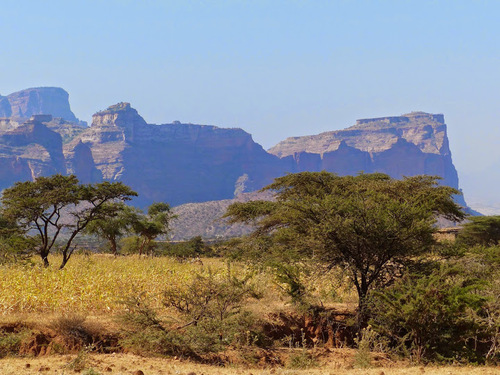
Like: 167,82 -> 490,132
1,354 -> 500,375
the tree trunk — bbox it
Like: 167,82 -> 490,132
356,275 -> 370,332
59,231 -> 79,269
41,254 -> 50,268
110,237 -> 118,256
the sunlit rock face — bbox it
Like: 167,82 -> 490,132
0,118 -> 66,190
0,87 -> 80,123
73,103 -> 285,207
269,112 -> 461,203
0,88 -> 466,210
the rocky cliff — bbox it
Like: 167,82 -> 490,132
0,87 -> 468,217
269,112 -> 461,199
0,87 -> 89,190
0,87 -> 81,124
0,117 -> 67,190
70,102 -> 284,206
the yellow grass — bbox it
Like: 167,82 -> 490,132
0,255 -> 350,316
0,255 -> 498,374
0,255 -> 234,315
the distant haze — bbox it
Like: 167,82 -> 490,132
1,1 -> 499,212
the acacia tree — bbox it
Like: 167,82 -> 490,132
85,202 -> 138,255
225,172 -> 465,327
131,202 -> 176,255
1,174 -> 137,269
0,213 -> 34,264
457,215 -> 500,246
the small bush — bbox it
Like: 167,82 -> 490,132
369,265 -> 488,363
353,326 -> 389,368
120,267 -> 263,357
160,236 -> 214,258
50,314 -> 100,350
0,330 -> 28,358
119,293 -> 191,357
65,345 -> 94,371
287,350 -> 319,369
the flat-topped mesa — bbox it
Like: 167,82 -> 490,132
0,87 -> 80,123
354,112 -> 445,127
268,112 -> 461,202
269,111 -> 449,158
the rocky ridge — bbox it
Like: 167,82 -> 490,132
269,112 -> 460,198
0,87 -> 82,124
0,88 -> 469,235
70,102 -> 284,206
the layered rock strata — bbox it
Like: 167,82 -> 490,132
0,87 -> 467,214
0,87 -> 81,123
71,103 -> 284,206
269,112 -> 460,198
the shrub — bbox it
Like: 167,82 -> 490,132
0,330 -> 28,358
160,236 -> 213,258
120,267 -> 263,357
49,314 -> 99,350
369,265 -> 487,363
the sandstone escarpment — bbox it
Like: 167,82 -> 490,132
269,112 -> 460,194
0,87 -> 81,123
73,103 -> 285,206
0,87 -> 469,218
0,119 -> 67,189
64,140 -> 103,184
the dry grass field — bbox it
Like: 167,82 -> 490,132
0,254 -> 498,375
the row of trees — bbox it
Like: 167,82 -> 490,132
1,171 -> 499,362
0,174 -> 175,269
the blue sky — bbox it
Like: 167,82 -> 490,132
1,0 -> 499,209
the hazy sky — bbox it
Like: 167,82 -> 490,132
1,0 -> 499,209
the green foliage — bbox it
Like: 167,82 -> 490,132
458,215 -> 500,246
0,214 -> 34,264
82,369 -> 101,375
0,329 -> 28,358
65,345 -> 94,372
225,172 -> 465,327
273,262 -> 307,305
287,350 -> 319,369
130,202 -> 176,255
0,174 -> 137,268
84,202 -> 138,255
118,235 -> 143,255
160,236 -> 213,258
369,265 -> 488,363
120,267 -> 263,356
353,326 -> 389,368
119,293 -> 191,356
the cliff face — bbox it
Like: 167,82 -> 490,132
269,112 -> 460,195
0,88 -> 466,213
72,103 -> 284,206
0,87 -> 80,123
0,86 -> 91,189
0,118 -> 67,190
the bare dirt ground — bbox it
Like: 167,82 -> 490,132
1,352 -> 500,375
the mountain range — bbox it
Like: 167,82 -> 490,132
0,87 -> 469,238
